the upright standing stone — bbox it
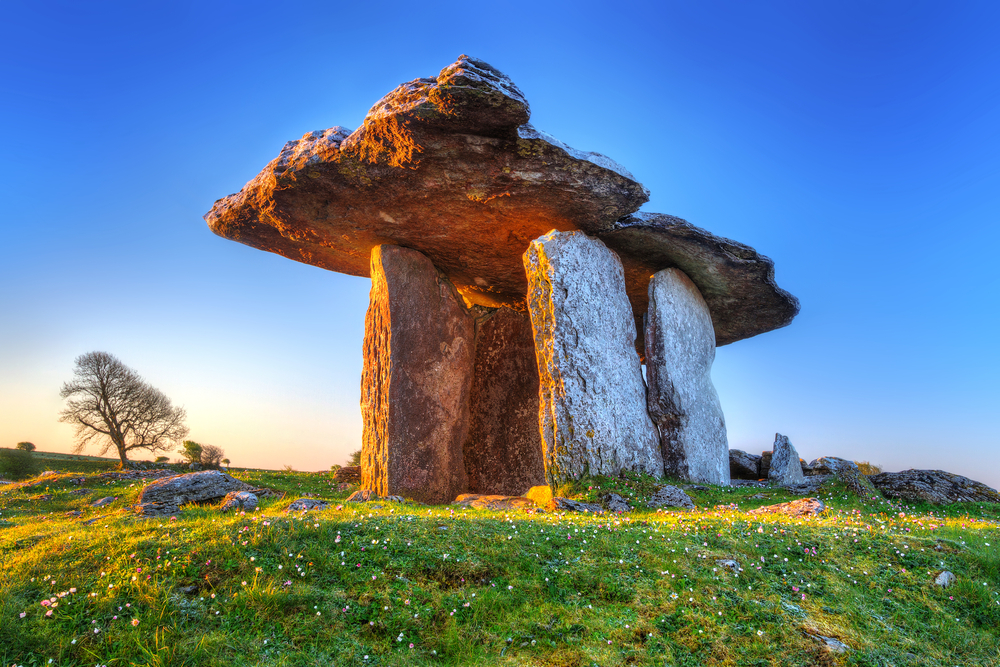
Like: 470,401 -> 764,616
645,268 -> 730,485
464,307 -> 546,495
523,230 -> 662,486
768,433 -> 806,486
361,245 -> 474,504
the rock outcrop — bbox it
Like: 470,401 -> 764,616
868,470 -> 1000,505
463,307 -> 546,495
524,231 -> 662,485
812,457 -> 882,500
768,434 -> 805,486
361,245 -> 474,505
137,470 -> 251,507
205,56 -> 798,347
646,268 -> 729,485
729,450 -> 761,480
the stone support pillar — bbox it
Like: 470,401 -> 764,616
361,245 -> 474,504
463,307 -> 546,496
523,231 -> 662,487
645,267 -> 730,485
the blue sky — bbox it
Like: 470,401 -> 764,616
2,1 -> 998,486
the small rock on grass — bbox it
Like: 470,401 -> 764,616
133,501 -> 180,517
91,496 -> 116,508
453,494 -> 536,510
219,491 -> 258,512
747,497 -> 825,517
604,493 -> 631,513
647,485 -> 694,509
715,559 -> 741,572
935,570 -> 956,587
547,497 -> 603,513
287,498 -> 330,511
69,488 -> 94,495
805,632 -> 849,653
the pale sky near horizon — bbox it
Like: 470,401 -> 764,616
2,2 -> 998,487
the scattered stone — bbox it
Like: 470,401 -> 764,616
524,485 -> 553,508
69,488 -> 94,495
219,491 -> 258,512
287,498 -> 330,511
869,470 -> 1000,505
361,245 -> 474,505
64,510 -> 82,517
384,495 -> 406,503
715,559 -> 741,572
547,498 -> 603,513
730,479 -> 767,488
768,433 -> 805,486
747,497 -> 826,518
645,268 -> 729,485
464,307 -> 546,495
332,466 -> 361,484
604,493 -> 631,513
681,484 -> 711,492
647,485 -> 695,509
729,450 -> 762,480
805,632 -> 849,653
91,496 -> 116,508
748,493 -> 768,500
934,570 -> 957,588
137,470 -> 252,507
346,489 -> 379,503
34,494 -> 53,501
452,494 -> 536,511
525,231 -> 662,484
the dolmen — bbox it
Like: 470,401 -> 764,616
205,55 -> 800,503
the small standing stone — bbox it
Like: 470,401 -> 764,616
524,231 -> 662,486
647,485 -> 695,509
604,493 -> 631,513
935,571 -> 956,587
645,268 -> 729,486
768,433 -> 805,486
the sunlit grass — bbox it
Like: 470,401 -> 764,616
1,468 -> 998,665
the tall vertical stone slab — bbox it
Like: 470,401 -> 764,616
768,433 -> 805,486
523,230 -> 662,486
645,268 -> 730,486
463,307 -> 546,496
361,245 -> 474,504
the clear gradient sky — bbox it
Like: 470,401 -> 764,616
2,1 -> 998,486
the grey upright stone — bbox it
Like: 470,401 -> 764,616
645,268 -> 729,485
524,231 -> 662,486
768,433 -> 806,486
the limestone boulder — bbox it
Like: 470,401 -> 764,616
219,491 -> 258,512
868,470 -> 1000,505
646,268 -> 729,485
137,470 -> 251,506
758,450 -> 773,479
548,497 -> 603,513
288,498 -> 330,511
361,245 -> 474,505
463,307 -> 545,495
729,450 -> 761,480
604,493 -> 631,513
524,231 -> 662,485
205,56 -> 798,347
813,457 -> 882,500
768,434 -> 805,486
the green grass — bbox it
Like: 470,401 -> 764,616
1,465 -> 998,666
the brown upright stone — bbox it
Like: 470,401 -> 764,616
361,245 -> 474,504
464,307 -> 546,496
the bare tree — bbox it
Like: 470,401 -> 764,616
59,352 -> 188,466
200,444 -> 225,469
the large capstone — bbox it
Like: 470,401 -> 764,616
645,268 -> 729,486
768,433 -> 806,486
463,307 -> 546,495
361,245 -> 474,504
205,56 -> 799,348
524,230 -> 662,485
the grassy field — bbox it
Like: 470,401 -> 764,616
1,462 -> 998,666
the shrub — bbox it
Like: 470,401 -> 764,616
0,448 -> 39,480
200,444 -> 225,469
855,460 -> 883,475
347,449 -> 362,466
155,456 -> 169,463
15,442 -> 36,452
180,440 -> 203,464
